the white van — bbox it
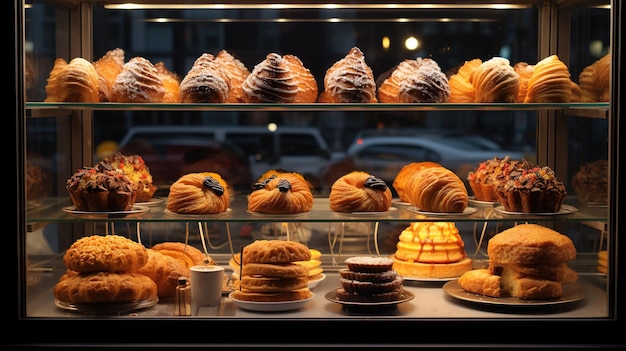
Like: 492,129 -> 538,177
117,125 -> 344,190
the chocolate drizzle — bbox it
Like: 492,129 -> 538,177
203,176 -> 224,196
364,175 -> 388,191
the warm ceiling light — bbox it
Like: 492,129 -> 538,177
104,3 -> 532,10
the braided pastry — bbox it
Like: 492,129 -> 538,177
405,166 -> 468,213
247,172 -> 313,214
166,172 -> 230,214
329,171 -> 392,212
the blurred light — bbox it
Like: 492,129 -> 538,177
589,40 -> 604,57
382,36 -> 391,50
405,36 -> 419,50
267,123 -> 278,132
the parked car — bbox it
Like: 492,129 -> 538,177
328,134 -> 528,193
117,125 -> 345,192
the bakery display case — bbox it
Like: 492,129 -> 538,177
12,0 -> 624,348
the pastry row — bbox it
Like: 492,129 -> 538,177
43,47 -> 611,104
54,222 -> 579,308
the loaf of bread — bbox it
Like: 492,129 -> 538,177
63,234 -> 149,273
135,249 -> 190,298
54,271 -> 157,304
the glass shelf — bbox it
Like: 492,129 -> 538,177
26,197 -> 607,224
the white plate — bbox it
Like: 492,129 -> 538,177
62,205 -> 150,219
468,196 -> 499,207
325,288 -> 415,307
403,276 -> 459,283
163,208 -> 232,217
406,206 -> 478,217
228,292 -> 313,312
443,280 -> 586,306
391,199 -> 411,206
333,207 -> 398,216
55,296 -> 158,314
246,210 -> 310,218
493,204 -> 578,216
308,273 -> 326,289
136,196 -> 165,207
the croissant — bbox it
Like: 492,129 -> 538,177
45,57 -> 100,103
283,54 -> 318,103
405,166 -> 469,213
329,171 -> 392,212
392,161 -> 442,203
524,55 -> 572,103
93,48 -> 125,102
318,47 -> 377,103
378,58 -> 450,103
110,56 -> 165,103
513,61 -> 534,103
179,53 -> 230,103
242,53 -> 299,103
135,249 -> 190,298
166,172 -> 230,214
447,58 -> 481,103
579,53 -> 610,102
215,50 -> 250,103
247,172 -> 313,214
470,57 -> 519,103
155,61 -> 181,103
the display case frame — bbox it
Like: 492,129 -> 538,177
11,0 -> 625,348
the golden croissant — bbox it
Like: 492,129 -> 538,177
93,48 -> 125,102
405,166 -> 469,213
45,57 -> 100,103
524,55 -> 572,103
470,57 -> 519,103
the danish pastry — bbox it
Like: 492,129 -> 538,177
166,172 -> 230,214
242,52 -> 299,103
247,172 -> 313,214
215,50 -> 250,103
329,171 -> 392,213
110,56 -> 165,103
318,47 -> 377,103
179,53 -> 230,103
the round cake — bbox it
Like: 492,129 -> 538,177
97,152 -> 157,202
391,222 -> 472,279
337,256 -> 404,302
66,165 -> 137,211
571,159 -> 608,205
495,165 -> 567,213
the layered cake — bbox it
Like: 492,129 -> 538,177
391,222 -> 472,279
336,256 -> 404,302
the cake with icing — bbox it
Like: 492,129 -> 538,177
391,222 -> 472,279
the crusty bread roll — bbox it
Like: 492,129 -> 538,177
470,57 -> 519,103
392,161 -> 442,203
215,50 -> 250,103
166,172 -> 230,214
405,166 -> 468,213
242,53 -> 299,103
329,171 -> 392,212
378,58 -> 450,103
283,54 -> 318,103
458,268 -> 501,298
93,48 -> 125,102
151,242 -> 212,268
110,56 -> 165,103
487,223 -> 576,265
54,271 -> 157,304
179,53 -> 230,103
135,249 -> 190,298
241,240 -> 311,265
318,47 -> 377,103
45,57 -> 100,103
154,61 -> 181,103
247,172 -> 313,214
447,58 -> 481,103
63,235 -> 148,273
524,55 -> 572,103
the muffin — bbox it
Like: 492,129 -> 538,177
66,165 -> 137,211
495,165 -> 566,213
571,159 -> 608,205
97,152 -> 157,202
467,156 -> 523,202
